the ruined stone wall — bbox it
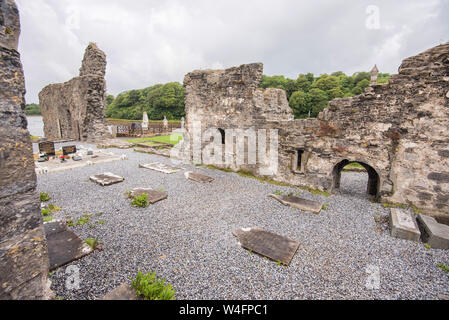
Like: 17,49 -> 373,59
183,43 -> 449,217
0,0 -> 50,299
276,43 -> 449,217
183,63 -> 293,171
39,43 -> 109,142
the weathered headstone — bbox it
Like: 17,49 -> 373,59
142,112 -> 149,130
44,221 -> 93,271
268,194 -> 323,214
233,227 -> 299,265
130,188 -> 168,204
90,172 -> 125,186
389,208 -> 421,241
185,171 -> 214,183
417,214 -> 449,249
139,162 -> 183,174
38,141 -> 55,156
62,145 -> 77,155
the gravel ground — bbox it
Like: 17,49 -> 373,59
36,142 -> 449,300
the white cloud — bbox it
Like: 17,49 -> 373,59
14,0 -> 448,103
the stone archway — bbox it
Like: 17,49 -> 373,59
332,159 -> 380,197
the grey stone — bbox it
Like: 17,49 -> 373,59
102,283 -> 142,300
185,171 -> 214,183
139,162 -> 183,174
233,227 -> 299,265
90,172 -> 125,186
417,214 -> 449,249
44,222 -> 93,271
389,208 -> 421,242
0,0 -> 50,299
268,194 -> 323,214
130,188 -> 168,204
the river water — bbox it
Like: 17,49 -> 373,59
27,116 -> 44,137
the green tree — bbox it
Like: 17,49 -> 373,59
289,90 -> 311,118
308,88 -> 329,117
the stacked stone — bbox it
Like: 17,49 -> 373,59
0,0 -> 50,299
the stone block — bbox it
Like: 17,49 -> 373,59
389,209 -> 421,241
417,214 -> 449,249
102,283 -> 142,300
90,172 -> 125,186
268,194 -> 323,214
129,188 -> 168,204
185,171 -> 214,183
233,227 -> 299,265
139,162 -> 183,174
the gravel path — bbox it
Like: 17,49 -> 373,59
37,143 -> 449,300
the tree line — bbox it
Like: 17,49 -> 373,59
260,71 -> 390,118
26,70 -> 391,120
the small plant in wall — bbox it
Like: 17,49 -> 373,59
131,193 -> 149,208
131,271 -> 176,300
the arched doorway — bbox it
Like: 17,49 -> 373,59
332,160 -> 380,198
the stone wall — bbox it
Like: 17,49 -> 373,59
183,43 -> 449,218
39,43 -> 109,142
0,0 -> 50,299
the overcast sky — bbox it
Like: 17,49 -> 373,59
15,0 -> 449,103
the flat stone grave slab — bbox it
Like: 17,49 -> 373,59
90,172 -> 125,186
44,221 -> 93,271
139,162 -> 183,174
233,227 -> 299,265
102,283 -> 142,300
417,214 -> 449,249
269,194 -> 323,214
389,208 -> 421,242
130,188 -> 168,204
185,171 -> 214,183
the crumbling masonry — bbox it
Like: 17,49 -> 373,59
39,43 -> 110,141
0,0 -> 50,299
183,43 -> 449,221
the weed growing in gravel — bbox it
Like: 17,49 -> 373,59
276,261 -> 285,266
273,190 -> 283,196
85,237 -> 101,250
322,202 -> 328,210
424,243 -> 432,249
132,193 -> 149,208
40,192 -> 51,202
43,216 -> 53,223
131,271 -> 176,300
41,208 -> 50,216
438,263 -> 449,273
66,219 -> 74,227
75,214 -> 91,226
156,187 -> 165,193
96,220 -> 106,225
89,224 -> 95,229
48,204 -> 61,212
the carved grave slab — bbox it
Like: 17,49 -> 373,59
62,145 -> 77,155
269,194 -> 323,214
90,172 -> 125,186
185,171 -> 214,183
38,141 -> 55,155
233,227 -> 299,265
130,188 -> 168,204
44,221 -> 93,271
139,162 -> 183,174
